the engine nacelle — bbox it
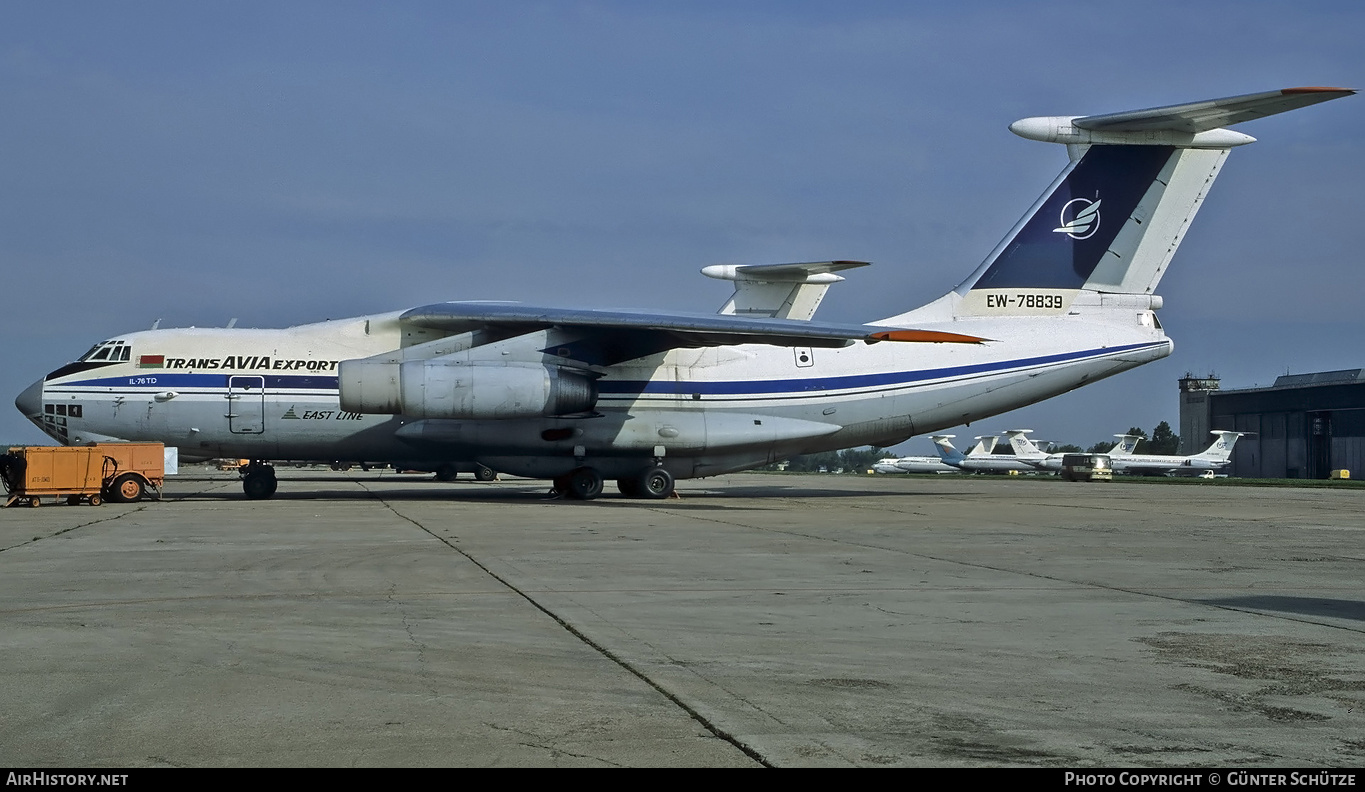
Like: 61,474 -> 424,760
339,360 -> 597,419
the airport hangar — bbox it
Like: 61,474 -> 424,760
1179,369 -> 1365,479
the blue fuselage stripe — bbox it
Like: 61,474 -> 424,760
53,341 -> 1164,398
598,341 -> 1164,396
57,374 -> 341,390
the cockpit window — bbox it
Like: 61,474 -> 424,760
77,340 -> 131,363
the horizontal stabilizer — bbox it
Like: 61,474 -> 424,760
702,260 -> 870,283
1074,87 -> 1355,134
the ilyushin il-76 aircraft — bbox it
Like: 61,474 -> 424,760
14,87 -> 1353,501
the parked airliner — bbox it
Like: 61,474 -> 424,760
1108,431 -> 1246,476
1009,430 -> 1246,475
1003,429 -> 1137,471
14,87 -> 1352,500
871,435 -> 992,474
931,433 -> 1042,473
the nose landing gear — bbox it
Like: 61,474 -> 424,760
241,462 -> 278,500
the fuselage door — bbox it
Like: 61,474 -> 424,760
227,375 -> 266,434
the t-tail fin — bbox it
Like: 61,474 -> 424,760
1201,430 -> 1249,460
931,435 -> 965,465
950,142 -> 1228,317
886,87 -> 1353,324
1004,429 -> 1045,460
966,435 -> 998,456
1109,434 -> 1142,455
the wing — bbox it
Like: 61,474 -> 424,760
1074,86 -> 1355,134
400,301 -> 987,367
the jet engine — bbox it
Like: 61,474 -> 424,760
338,359 -> 598,419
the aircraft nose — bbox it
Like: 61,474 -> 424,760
15,378 -> 44,419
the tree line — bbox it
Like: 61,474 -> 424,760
1019,421 -> 1179,456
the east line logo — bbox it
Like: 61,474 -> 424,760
282,405 -> 364,421
138,355 -> 340,371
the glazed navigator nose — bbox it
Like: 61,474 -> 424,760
15,378 -> 43,419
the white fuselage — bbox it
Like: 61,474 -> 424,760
892,456 -> 960,474
1110,453 -> 1230,475
25,305 -> 1171,480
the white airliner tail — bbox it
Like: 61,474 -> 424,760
1199,430 -> 1248,461
1004,429 -> 1047,461
967,435 -> 998,456
1110,434 -> 1142,455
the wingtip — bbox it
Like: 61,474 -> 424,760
1282,86 -> 1356,95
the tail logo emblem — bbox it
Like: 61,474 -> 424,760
1054,197 -> 1101,239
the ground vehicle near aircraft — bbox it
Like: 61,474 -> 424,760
13,88 -> 1352,500
1061,453 -> 1113,482
1,443 -> 164,507
1005,430 -> 1136,472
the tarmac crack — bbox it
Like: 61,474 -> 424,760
355,483 -> 774,768
0,502 -> 154,552
0,476 -> 243,553
386,580 -> 438,698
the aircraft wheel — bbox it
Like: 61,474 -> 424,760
111,473 -> 145,503
243,469 -> 277,500
639,467 -> 675,500
434,464 -> 459,482
566,467 -> 604,501
616,478 -> 641,498
474,465 -> 497,482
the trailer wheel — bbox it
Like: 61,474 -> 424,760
110,474 -> 145,503
28,497 -> 40,508
88,494 -> 102,506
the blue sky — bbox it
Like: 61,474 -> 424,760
2,1 -> 1361,454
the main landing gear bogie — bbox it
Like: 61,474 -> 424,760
556,465 -> 675,501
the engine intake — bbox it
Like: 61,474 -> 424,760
339,360 -> 597,419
